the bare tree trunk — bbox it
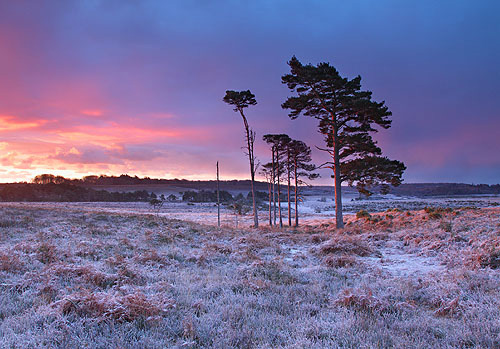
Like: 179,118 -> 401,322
272,147 -> 276,226
277,152 -> 283,228
287,148 -> 291,226
294,157 -> 299,227
217,161 -> 220,228
239,110 -> 259,228
332,122 -> 343,228
249,143 -> 259,228
267,177 -> 272,226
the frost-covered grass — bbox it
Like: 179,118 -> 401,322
0,204 -> 499,348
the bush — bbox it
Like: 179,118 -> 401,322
36,242 -> 57,264
429,212 -> 442,219
356,210 -> 371,219
58,290 -> 175,322
320,237 -> 373,257
324,254 -> 356,268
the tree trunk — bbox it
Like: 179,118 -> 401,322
332,122 -> 343,228
287,149 -> 291,226
249,157 -> 259,228
272,147 -> 276,226
239,110 -> 259,228
294,156 -> 299,227
217,161 -> 220,227
277,151 -> 283,228
267,178 -> 272,226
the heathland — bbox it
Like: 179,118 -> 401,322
1,198 -> 499,347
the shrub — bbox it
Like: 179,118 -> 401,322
324,254 -> 356,268
356,210 -> 371,219
36,242 -> 57,264
333,288 -> 386,312
58,290 -> 175,322
424,207 -> 453,220
434,297 -> 460,317
320,237 -> 372,257
0,251 -> 23,272
429,212 -> 442,219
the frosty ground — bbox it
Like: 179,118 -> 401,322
1,200 -> 500,348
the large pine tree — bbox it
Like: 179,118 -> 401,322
282,57 -> 406,228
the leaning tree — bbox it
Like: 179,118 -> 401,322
282,57 -> 406,228
223,90 -> 259,228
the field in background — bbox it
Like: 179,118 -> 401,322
1,202 -> 500,347
2,190 -> 499,227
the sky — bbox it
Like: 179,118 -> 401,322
0,0 -> 499,184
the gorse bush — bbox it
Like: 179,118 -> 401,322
356,210 -> 371,220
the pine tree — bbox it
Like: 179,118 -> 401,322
288,140 -> 319,227
223,90 -> 259,228
263,134 -> 291,228
282,57 -> 406,228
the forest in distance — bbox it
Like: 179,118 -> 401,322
0,174 -> 499,202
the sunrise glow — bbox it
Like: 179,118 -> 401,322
0,1 -> 498,184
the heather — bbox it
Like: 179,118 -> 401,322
1,204 -> 499,348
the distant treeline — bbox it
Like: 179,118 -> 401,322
389,183 -> 500,197
181,190 -> 272,203
30,174 -> 269,191
0,183 -> 153,202
0,182 -> 275,203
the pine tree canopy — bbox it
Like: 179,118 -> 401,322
281,56 -> 405,195
223,90 -> 257,112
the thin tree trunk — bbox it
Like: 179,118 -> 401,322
249,150 -> 259,228
267,178 -> 272,226
239,110 -> 259,228
217,161 -> 220,227
287,148 -> 291,226
332,122 -> 343,228
294,157 -> 299,227
272,147 -> 276,226
277,149 -> 283,228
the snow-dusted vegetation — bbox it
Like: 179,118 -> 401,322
1,203 -> 499,347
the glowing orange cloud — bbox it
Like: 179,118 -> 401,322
51,123 -> 203,149
0,110 -> 236,183
0,115 -> 45,131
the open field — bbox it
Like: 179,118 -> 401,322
1,191 -> 498,227
1,202 -> 500,348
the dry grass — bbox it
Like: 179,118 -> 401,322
319,235 -> 374,257
0,204 -> 499,348
57,290 -> 175,323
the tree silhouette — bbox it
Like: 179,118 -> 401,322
259,163 -> 274,226
282,57 -> 405,228
288,140 -> 319,227
263,134 -> 290,228
223,90 -> 259,227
